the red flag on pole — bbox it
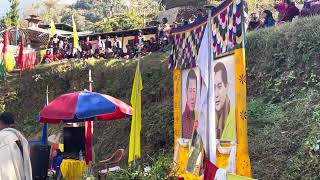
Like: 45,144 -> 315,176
2,30 -> 11,65
17,34 -> 24,69
2,30 -> 11,55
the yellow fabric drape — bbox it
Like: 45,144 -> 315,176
128,64 -> 143,164
49,20 -> 56,38
173,69 -> 181,149
234,48 -> 251,177
40,49 -> 46,62
227,172 -> 255,180
4,54 -> 15,72
60,159 -> 86,180
72,16 -> 80,49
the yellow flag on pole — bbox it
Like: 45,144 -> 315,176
49,19 -> 56,38
128,63 -> 143,165
72,15 -> 79,49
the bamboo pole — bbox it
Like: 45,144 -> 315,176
205,1 -> 214,161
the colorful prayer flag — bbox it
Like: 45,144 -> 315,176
1,30 -> 10,55
128,63 -> 143,165
17,34 -> 24,69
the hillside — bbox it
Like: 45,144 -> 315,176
246,16 -> 320,179
1,16 -> 320,179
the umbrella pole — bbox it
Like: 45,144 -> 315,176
41,85 -> 49,144
86,69 -> 94,169
89,69 -> 93,92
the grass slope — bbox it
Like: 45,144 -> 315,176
1,16 -> 320,179
246,16 -> 320,179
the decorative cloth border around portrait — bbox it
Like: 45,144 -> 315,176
168,0 -> 243,70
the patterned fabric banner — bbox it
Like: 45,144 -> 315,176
211,0 -> 243,56
169,0 -> 243,70
169,18 -> 207,70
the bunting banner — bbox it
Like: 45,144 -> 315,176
170,0 -> 252,179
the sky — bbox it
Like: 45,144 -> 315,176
0,0 -> 77,17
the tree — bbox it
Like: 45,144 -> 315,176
60,9 -> 88,31
95,0 -> 162,32
38,0 -> 62,24
96,10 -> 144,32
5,0 -> 20,27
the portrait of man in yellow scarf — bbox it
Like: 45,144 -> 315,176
214,62 -> 236,141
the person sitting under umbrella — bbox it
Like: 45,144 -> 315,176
52,149 -> 63,173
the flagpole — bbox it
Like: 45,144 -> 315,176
41,85 -> 49,144
205,1 -> 214,161
89,69 -> 93,92
46,85 -> 49,105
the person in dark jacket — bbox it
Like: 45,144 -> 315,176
247,13 -> 262,31
52,149 -> 63,172
261,10 -> 276,28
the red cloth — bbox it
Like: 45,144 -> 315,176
276,1 -> 286,13
17,35 -> 24,69
18,51 -> 36,71
204,156 -> 219,180
50,143 -> 59,159
43,53 -> 55,61
1,30 -> 10,55
54,53 -> 64,60
281,4 -> 300,22
85,121 -> 93,164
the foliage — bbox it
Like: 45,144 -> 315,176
3,0 -> 20,27
96,10 -> 144,32
246,16 -> 320,103
248,92 -> 320,179
43,0 -> 62,23
60,9 -> 87,31
105,154 -> 174,180
246,16 -> 320,179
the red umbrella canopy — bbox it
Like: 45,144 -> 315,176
38,91 -> 132,124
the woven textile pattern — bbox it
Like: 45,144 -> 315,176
169,0 -> 243,70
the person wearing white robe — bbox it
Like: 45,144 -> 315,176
0,112 -> 32,180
